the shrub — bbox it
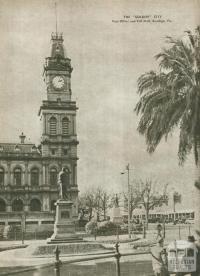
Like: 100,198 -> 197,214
97,221 -> 118,235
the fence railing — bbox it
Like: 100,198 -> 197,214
53,243 -> 151,276
1,242 -> 153,276
0,222 -> 193,243
0,223 -> 193,244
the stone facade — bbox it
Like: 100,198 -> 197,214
0,33 -> 79,226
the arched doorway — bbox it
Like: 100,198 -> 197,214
30,199 -> 41,212
12,199 -> 23,212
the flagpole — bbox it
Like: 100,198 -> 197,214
127,164 -> 131,239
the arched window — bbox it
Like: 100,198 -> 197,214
0,168 -> 4,186
62,117 -> 69,135
31,168 -> 39,186
14,168 -> 22,186
50,168 -> 57,186
12,199 -> 23,212
51,200 -> 56,211
30,199 -> 41,212
49,117 -> 57,135
0,199 -> 6,212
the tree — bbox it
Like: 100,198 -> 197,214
99,190 -> 111,220
79,187 -> 111,221
135,26 -> 200,234
136,179 -> 168,229
78,191 -> 96,221
123,185 -> 143,221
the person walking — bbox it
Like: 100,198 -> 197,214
188,236 -> 200,276
151,237 -> 169,276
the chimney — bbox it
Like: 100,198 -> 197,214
19,132 -> 26,144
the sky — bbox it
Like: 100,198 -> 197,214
0,0 -> 199,210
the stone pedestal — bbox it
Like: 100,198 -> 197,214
47,199 -> 82,243
112,207 -> 123,224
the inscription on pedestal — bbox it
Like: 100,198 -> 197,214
61,211 -> 70,219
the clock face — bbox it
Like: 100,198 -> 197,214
52,76 -> 65,89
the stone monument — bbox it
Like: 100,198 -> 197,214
112,194 -> 123,224
112,194 -> 123,241
47,168 -> 82,243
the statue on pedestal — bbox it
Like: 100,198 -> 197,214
48,167 -> 82,243
58,167 -> 70,200
114,194 -> 119,208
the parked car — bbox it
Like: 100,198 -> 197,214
185,218 -> 194,224
165,218 -> 173,224
173,219 -> 179,225
179,218 -> 186,224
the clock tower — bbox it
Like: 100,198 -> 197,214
38,33 -> 79,214
45,33 -> 72,102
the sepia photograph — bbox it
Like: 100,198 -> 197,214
0,0 -> 200,275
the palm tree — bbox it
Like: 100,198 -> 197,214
135,26 -> 200,235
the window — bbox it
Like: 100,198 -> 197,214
63,149 -> 68,155
62,117 -> 69,135
51,149 -> 56,155
0,199 -> 6,212
31,168 -> 39,186
30,199 -> 41,212
50,168 -> 57,186
41,221 -> 54,224
14,168 -> 22,186
12,199 -> 23,212
0,168 -> 4,186
26,221 -> 38,225
49,117 -> 57,135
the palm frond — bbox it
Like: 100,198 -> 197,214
135,26 -> 200,164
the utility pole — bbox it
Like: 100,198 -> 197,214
121,164 -> 131,239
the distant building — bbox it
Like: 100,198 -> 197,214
0,33 -> 79,227
132,208 -> 194,222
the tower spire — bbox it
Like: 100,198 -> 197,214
55,1 -> 58,34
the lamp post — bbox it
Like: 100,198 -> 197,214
121,164 -> 131,239
21,211 -> 26,244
